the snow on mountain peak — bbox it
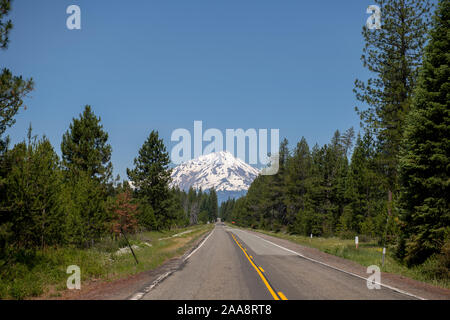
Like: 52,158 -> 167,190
170,151 -> 260,192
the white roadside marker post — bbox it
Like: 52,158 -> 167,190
355,236 -> 359,249
382,247 -> 386,267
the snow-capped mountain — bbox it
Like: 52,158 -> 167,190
170,151 -> 260,202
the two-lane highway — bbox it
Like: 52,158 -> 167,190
141,224 -> 416,300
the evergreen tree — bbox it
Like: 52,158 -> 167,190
208,189 -> 218,222
63,171 -> 109,247
0,1 -> 33,245
127,130 -> 174,230
340,127 -> 355,158
245,174 -> 272,229
2,128 -> 63,248
0,0 -> 34,151
138,202 -> 157,231
169,188 -> 189,227
398,0 -> 450,265
0,0 -> 13,49
219,198 -> 235,222
306,144 -> 328,236
61,105 -> 112,183
354,0 -> 432,206
187,187 -> 199,225
321,130 -> 349,234
60,106 -> 113,246
285,137 -> 311,231
341,133 -> 385,237
267,138 -> 289,230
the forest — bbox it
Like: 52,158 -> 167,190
221,0 -> 449,273
0,103 -> 219,251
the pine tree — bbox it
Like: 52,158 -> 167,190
245,174 -> 270,229
207,189 -> 218,222
0,0 -> 13,49
342,133 -> 379,235
307,144 -> 327,236
0,1 -> 34,243
61,105 -> 112,183
285,137 -> 311,231
398,0 -> 450,265
0,2 -> 35,251
322,130 -> 350,234
187,187 -> 199,225
0,0 -> 34,151
169,188 -> 189,227
63,171 -> 109,247
219,198 -> 235,222
127,130 -> 174,230
137,202 -> 157,231
340,127 -> 355,158
354,0 -> 432,204
2,128 -> 63,248
269,138 -> 289,229
60,106 -> 113,246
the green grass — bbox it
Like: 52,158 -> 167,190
230,225 -> 450,289
0,224 -> 213,300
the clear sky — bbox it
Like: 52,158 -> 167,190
3,0 -> 382,179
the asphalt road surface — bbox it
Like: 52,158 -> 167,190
142,224 -> 415,300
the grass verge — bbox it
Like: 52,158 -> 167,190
0,224 -> 214,299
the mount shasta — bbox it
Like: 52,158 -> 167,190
170,151 -> 260,203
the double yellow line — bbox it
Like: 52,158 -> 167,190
231,234 -> 287,301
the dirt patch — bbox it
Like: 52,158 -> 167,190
161,236 -> 193,253
158,229 -> 195,240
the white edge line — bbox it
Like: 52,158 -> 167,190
130,271 -> 172,300
183,227 -> 215,262
230,228 -> 426,300
129,228 -> 215,300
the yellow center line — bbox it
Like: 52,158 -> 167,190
259,266 -> 265,273
278,291 -> 288,300
231,234 -> 280,301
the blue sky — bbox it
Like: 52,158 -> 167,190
3,0 -> 381,179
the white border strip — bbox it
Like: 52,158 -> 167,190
231,228 -> 426,300
183,228 -> 215,261
130,271 -> 172,300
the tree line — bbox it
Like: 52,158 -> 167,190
0,2 -> 218,257
0,105 -> 218,254
221,130 -> 390,240
221,0 -> 449,269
